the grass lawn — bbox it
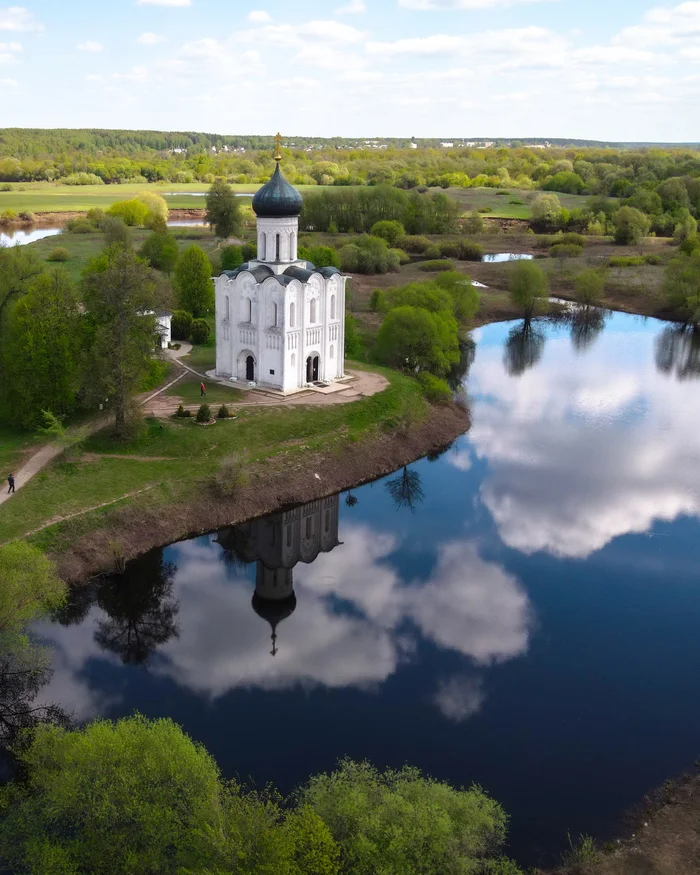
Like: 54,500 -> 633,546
166,375 -> 244,405
184,343 -> 217,371
0,365 -> 425,548
446,187 -> 596,219
0,424 -> 44,478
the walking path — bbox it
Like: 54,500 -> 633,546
0,347 -> 388,506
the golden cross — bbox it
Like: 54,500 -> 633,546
274,132 -> 282,161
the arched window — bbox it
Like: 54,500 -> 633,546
291,231 -> 296,260
276,234 -> 280,261
246,298 -> 252,322
286,525 -> 292,548
259,235 -> 266,261
330,344 -> 334,359
272,302 -> 278,327
291,353 -> 296,368
290,301 -> 295,327
305,516 -> 312,539
330,294 -> 336,320
224,296 -> 230,320
325,509 -> 330,533
310,298 -> 316,323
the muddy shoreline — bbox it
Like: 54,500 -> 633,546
18,208 -> 208,227
53,402 -> 469,583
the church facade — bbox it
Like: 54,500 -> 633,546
214,142 -> 348,392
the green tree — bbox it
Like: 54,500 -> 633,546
369,220 -> 405,246
171,309 -> 193,340
574,268 -> 606,306
344,313 -> 362,357
1,270 -> 81,429
102,215 -> 131,248
140,230 -> 179,274
531,193 -> 563,230
0,542 -> 66,638
220,244 -> 244,271
82,246 -> 159,436
0,246 -> 43,318
613,206 -> 651,246
300,759 -> 519,875
106,199 -> 150,227
508,260 -> 548,321
375,305 -> 459,376
464,209 -> 485,234
0,716 -> 225,874
176,245 -> 214,317
136,191 -> 168,228
664,253 -> 700,325
306,245 -> 341,269
205,179 -> 242,239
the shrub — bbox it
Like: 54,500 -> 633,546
210,452 -> 247,496
558,232 -> 586,247
609,255 -> 646,267
477,206 -> 492,213
86,207 -> 106,228
140,231 -> 179,274
369,289 -> 386,312
59,171 -> 104,185
217,404 -> 230,419
47,247 -> 70,262
574,268 -> 606,306
306,244 -> 341,268
614,206 -> 651,246
171,310 -> 193,341
196,403 -> 211,423
418,259 -> 454,272
439,242 -> 461,258
65,217 -> 94,234
17,210 -> 35,222
509,260 -> 548,320
463,210 -> 484,234
102,216 -> 131,247
107,198 -> 150,227
175,403 -> 191,418
509,198 -> 524,205
0,182 -> 11,192
370,219 -> 405,246
417,371 -> 452,404
241,242 -> 256,261
458,240 -> 485,261
644,253 -> 662,265
396,234 -> 432,254
549,243 -> 583,258
220,244 -> 244,271
423,244 -> 441,259
0,208 -> 16,224
190,318 -> 211,345
390,247 -> 410,265
339,235 -> 400,274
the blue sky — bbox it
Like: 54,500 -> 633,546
1,0 -> 699,141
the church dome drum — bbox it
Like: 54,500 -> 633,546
252,163 -> 303,218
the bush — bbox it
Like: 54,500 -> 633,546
86,207 -> 106,228
396,234 -> 432,254
390,247 -> 410,265
220,244 -> 244,271
0,208 -> 17,224
509,260 -> 548,320
17,210 -> 35,222
47,247 -> 70,262
557,232 -> 586,247
107,198 -> 150,227
463,210 -> 484,234
614,206 -> 651,246
421,244 -> 440,259
171,310 -> 194,341
306,244 -> 341,268
102,216 -> 131,247
609,255 -> 646,267
369,289 -> 386,312
217,404 -> 230,419
574,268 -> 606,306
370,219 -> 405,246
241,242 -> 256,261
175,403 -> 191,418
477,206 -> 492,214
59,171 -> 104,185
418,259 -> 454,272
140,231 -> 179,274
196,403 -> 211,423
210,452 -> 247,496
417,371 -> 452,404
439,242 -> 461,258
65,217 -> 95,234
550,243 -> 583,258
644,253 -> 662,265
458,240 -> 485,261
339,235 -> 400,274
190,318 -> 211,345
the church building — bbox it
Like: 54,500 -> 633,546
214,136 -> 348,392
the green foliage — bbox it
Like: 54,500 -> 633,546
0,542 -> 66,636
439,241 -> 461,258
397,234 -> 432,253
574,268 -> 606,306
59,171 -> 104,185
370,219 -> 405,245
205,179 -> 242,239
171,309 -> 194,340
176,245 -> 214,317
47,247 -> 70,262
217,404 -> 230,419
458,240 -> 485,261
139,358 -> 169,392
614,206 -> 651,245
369,289 -> 386,312
608,254 -> 660,267
509,259 -> 548,320
102,216 -> 131,248
65,217 -> 94,233
531,193 -> 563,230
561,832 -> 599,868
300,759 -> 511,875
196,403 -> 212,423
139,230 -> 179,274
418,259 -> 453,272
543,170 -> 586,194
339,235 -> 400,275
106,198 -> 150,227
306,245 -> 341,269
1,270 -> 81,429
375,305 -> 460,376
220,244 -> 244,271
190,318 -> 211,345
423,244 -> 441,259
344,313 -> 362,357
176,403 -> 191,418
665,253 -> 700,325
434,270 -> 480,322
136,191 -> 168,228
549,243 -> 583,258
417,371 -> 452,404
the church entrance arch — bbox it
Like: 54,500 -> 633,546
238,350 -> 256,382
306,354 -> 319,383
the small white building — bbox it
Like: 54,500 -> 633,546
214,148 -> 348,392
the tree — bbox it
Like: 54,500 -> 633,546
613,206 -> 651,246
220,244 -> 244,271
82,246 -> 159,436
306,245 -> 341,269
375,305 -> 460,377
370,220 -> 405,246
205,179 -> 242,239
190,318 -> 211,345
140,230 -> 179,274
570,307 -> 606,353
0,245 -> 43,318
464,209 -> 484,234
0,716 -> 226,874
102,215 -> 131,247
655,324 -> 700,380
508,260 -> 548,321
344,313 -> 361,357
106,199 -> 150,227
385,466 -> 424,512
300,759 -> 519,875
573,268 -> 606,306
664,253 -> 700,325
531,193 -> 563,230
1,270 -> 81,429
504,322 -> 546,375
136,191 -> 168,228
176,245 -> 213,317
171,309 -> 194,340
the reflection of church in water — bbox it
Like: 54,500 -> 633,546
215,495 -> 341,655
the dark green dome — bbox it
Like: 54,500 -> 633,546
252,162 -> 303,218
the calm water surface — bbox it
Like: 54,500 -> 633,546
0,227 -> 62,246
36,311 -> 700,865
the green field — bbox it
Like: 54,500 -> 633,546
446,187 -> 594,219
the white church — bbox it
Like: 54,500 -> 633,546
214,139 -> 348,392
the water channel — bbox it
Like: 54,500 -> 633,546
29,310 -> 700,866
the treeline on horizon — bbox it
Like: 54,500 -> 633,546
3,128 -> 700,202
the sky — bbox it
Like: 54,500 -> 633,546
1,0 -> 700,141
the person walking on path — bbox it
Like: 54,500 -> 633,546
7,473 -> 15,494
200,382 -> 206,397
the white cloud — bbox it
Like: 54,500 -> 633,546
137,32 -> 168,44
136,0 -> 190,5
77,40 -> 103,52
247,9 -> 271,22
0,6 -> 42,32
0,75 -> 17,85
336,0 -> 366,12
0,38 -> 20,62
614,1 -> 700,49
399,0 -> 555,6
434,675 -> 486,722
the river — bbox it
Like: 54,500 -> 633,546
32,310 -> 700,867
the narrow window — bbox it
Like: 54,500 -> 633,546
310,298 -> 316,323
330,344 -> 334,359
246,298 -> 252,322
287,525 -> 292,547
225,295 -> 230,320
272,302 -> 278,327
291,231 -> 296,259
305,516 -> 312,539
330,294 -> 336,319
291,353 -> 296,367
290,301 -> 295,327
260,235 -> 266,260
276,234 -> 280,261
325,509 -> 330,533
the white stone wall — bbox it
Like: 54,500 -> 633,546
256,216 -> 299,268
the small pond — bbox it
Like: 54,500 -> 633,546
32,310 -> 700,867
482,252 -> 534,263
0,227 -> 62,247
